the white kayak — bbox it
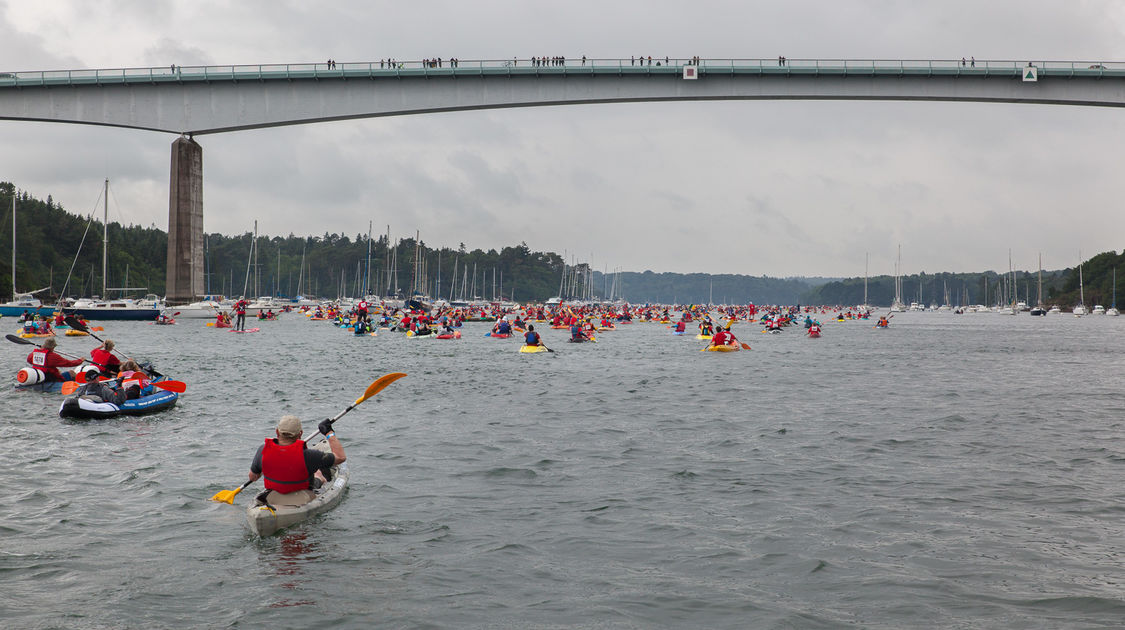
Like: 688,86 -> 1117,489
245,440 -> 349,536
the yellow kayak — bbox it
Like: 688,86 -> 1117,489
64,329 -> 89,336
704,344 -> 740,352
19,332 -> 55,338
519,344 -> 549,353
696,334 -> 712,340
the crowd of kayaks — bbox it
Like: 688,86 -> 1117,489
9,301 -> 894,538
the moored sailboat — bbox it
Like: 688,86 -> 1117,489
1029,253 -> 1047,316
1108,268 -> 1120,316
0,189 -> 55,318
63,180 -> 160,320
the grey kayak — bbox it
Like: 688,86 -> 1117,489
245,440 -> 349,536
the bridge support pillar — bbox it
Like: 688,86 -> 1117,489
165,135 -> 204,305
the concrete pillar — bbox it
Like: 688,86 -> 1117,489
165,135 -> 204,304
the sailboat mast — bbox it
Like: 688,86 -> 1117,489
296,241 -> 306,298
864,252 -> 869,309
365,221 -> 372,297
254,221 -> 259,299
102,178 -> 108,297
1037,253 -> 1043,307
241,221 -> 254,298
11,191 -> 16,299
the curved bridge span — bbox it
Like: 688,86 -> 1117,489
1,57 -> 1124,134
1,57 -> 1121,302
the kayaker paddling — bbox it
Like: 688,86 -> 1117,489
247,415 -> 346,506
27,337 -> 82,382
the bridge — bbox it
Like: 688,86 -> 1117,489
1,57 -> 1122,301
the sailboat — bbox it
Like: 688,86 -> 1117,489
857,253 -> 871,313
890,245 -> 906,312
1029,253 -> 1047,316
0,188 -> 56,317
65,180 -> 162,320
1108,268 -> 1120,316
1073,256 -> 1087,316
1001,250 -> 1018,315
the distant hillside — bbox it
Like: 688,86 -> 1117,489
802,268 -> 1078,308
2,181 -> 1115,305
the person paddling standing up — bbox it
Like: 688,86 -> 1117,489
233,298 -> 248,331
247,415 -> 346,504
27,337 -> 83,382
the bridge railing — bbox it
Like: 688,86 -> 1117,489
1,58 -> 1121,86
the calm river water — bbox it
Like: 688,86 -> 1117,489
3,310 -> 1125,629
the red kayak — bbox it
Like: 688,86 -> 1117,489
490,333 -> 511,338
436,331 -> 462,339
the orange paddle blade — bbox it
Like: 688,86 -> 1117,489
355,372 -> 407,405
61,381 -> 82,395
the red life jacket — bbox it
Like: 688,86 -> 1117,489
261,438 -> 310,493
90,348 -> 119,371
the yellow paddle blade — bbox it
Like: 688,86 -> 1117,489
355,372 -> 408,405
209,486 -> 243,504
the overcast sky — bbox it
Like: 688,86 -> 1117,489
2,1 -> 1123,279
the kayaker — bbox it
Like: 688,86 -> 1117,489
493,319 -> 512,336
674,320 -> 687,333
711,326 -> 737,347
247,415 -> 346,499
524,324 -> 541,346
89,339 -> 122,376
26,337 -> 83,382
699,320 -> 714,336
117,360 -> 155,393
569,322 -> 590,342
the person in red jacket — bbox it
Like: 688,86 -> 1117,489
89,339 -> 122,376
247,415 -> 346,502
711,326 -> 737,347
233,298 -> 249,331
27,337 -> 83,381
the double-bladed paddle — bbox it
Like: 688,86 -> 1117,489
209,372 -> 408,504
5,333 -> 90,361
60,378 -> 187,396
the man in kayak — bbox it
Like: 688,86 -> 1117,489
524,324 -> 541,346
569,322 -> 590,342
710,326 -> 738,348
27,337 -> 83,382
247,415 -> 346,501
493,319 -> 512,336
89,339 -> 121,376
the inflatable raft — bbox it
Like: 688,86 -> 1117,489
246,440 -> 348,536
58,381 -> 179,420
